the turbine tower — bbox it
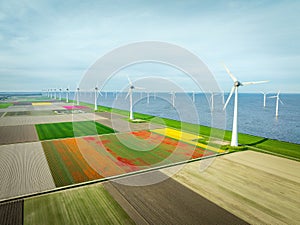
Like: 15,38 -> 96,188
59,88 -> 62,100
125,77 -> 144,120
269,91 -> 283,117
170,91 -> 176,107
66,87 -> 69,103
261,92 -> 268,108
192,91 -> 195,103
223,64 -> 269,146
147,91 -> 150,104
76,86 -> 80,106
94,83 -> 102,111
54,89 -> 57,99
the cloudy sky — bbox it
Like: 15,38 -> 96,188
0,0 -> 299,92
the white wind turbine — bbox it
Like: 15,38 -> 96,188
260,92 -> 268,108
125,77 -> 144,120
192,91 -> 195,103
147,91 -> 150,104
269,91 -> 283,117
76,85 -> 80,105
59,88 -> 62,100
54,89 -> 57,99
223,64 -> 269,146
210,92 -> 218,112
50,89 -> 53,99
170,91 -> 176,107
66,86 -> 69,103
94,83 -> 102,111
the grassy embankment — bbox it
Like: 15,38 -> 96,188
61,99 -> 300,160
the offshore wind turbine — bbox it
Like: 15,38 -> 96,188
170,91 -> 176,107
223,64 -> 269,146
125,77 -> 144,120
260,92 -> 268,108
192,91 -> 195,103
147,91 -> 150,104
54,89 -> 57,99
269,91 -> 283,117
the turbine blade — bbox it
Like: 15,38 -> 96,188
135,87 -> 145,90
223,63 -> 238,82
268,96 -> 276,99
127,76 -> 133,85
125,91 -> 130,99
223,86 -> 235,110
98,91 -> 103,96
279,98 -> 284,105
242,80 -> 269,86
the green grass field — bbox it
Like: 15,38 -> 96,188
35,121 -> 115,140
0,103 -> 13,108
24,184 -> 134,225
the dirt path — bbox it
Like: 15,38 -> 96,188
104,171 -> 248,225
162,151 -> 300,224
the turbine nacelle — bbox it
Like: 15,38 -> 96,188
234,81 -> 242,87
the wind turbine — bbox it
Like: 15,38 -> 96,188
210,92 -> 218,111
76,85 -> 80,105
192,91 -> 195,103
59,88 -> 62,100
54,89 -> 57,99
269,91 -> 283,117
147,91 -> 150,104
223,64 -> 269,146
170,91 -> 176,107
66,87 -> 69,103
260,92 -> 268,108
125,77 -> 144,120
94,83 -> 102,111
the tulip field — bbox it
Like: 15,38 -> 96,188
42,128 -> 215,187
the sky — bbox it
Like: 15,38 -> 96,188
0,0 -> 299,93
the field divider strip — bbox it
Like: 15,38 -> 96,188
0,151 -> 229,204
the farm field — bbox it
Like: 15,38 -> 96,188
104,171 -> 247,224
0,125 -> 39,145
24,184 -> 134,225
36,121 -> 115,140
0,142 -> 55,200
42,130 -> 215,187
0,200 -> 23,225
162,151 -> 300,225
0,113 -> 107,126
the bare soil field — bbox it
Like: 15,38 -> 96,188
0,142 -> 56,200
0,125 -> 39,145
0,113 -> 107,126
162,151 -> 300,225
104,171 -> 248,225
0,200 -> 23,225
